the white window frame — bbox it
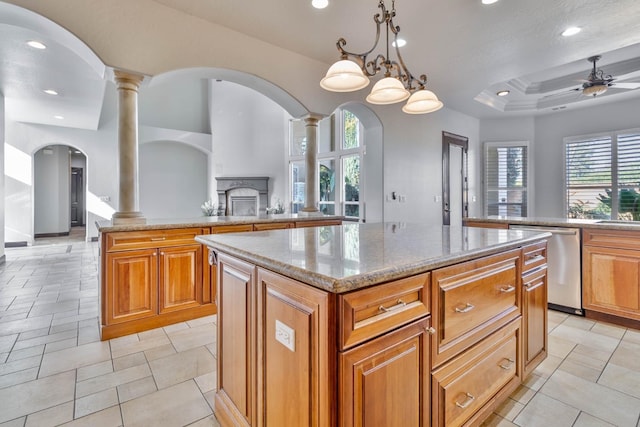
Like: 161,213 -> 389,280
483,141 -> 531,217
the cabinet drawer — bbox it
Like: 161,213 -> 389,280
521,241 -> 547,274
211,224 -> 255,234
253,222 -> 295,231
106,228 -> 206,252
295,219 -> 342,228
432,249 -> 520,366
339,273 -> 430,350
432,320 -> 520,427
584,228 -> 640,250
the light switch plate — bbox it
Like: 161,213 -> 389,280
275,320 -> 295,352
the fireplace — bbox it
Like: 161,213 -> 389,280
216,177 -> 269,216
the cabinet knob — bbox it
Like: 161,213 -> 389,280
425,326 -> 436,335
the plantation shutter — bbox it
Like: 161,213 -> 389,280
484,143 -> 528,216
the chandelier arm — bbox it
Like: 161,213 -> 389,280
335,6 -> 386,77
392,39 -> 427,90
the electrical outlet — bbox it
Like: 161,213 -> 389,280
275,320 -> 295,352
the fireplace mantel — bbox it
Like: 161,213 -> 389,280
216,177 -> 269,215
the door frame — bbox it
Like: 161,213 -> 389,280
442,131 -> 469,226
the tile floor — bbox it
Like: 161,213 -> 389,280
1,239 -> 640,426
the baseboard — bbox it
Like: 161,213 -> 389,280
5,241 -> 28,248
35,232 -> 70,238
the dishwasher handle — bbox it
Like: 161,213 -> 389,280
509,226 -> 578,236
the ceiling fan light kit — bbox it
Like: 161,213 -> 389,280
320,0 -> 442,114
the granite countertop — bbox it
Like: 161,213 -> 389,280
96,214 -> 343,232
196,222 -> 551,294
466,216 -> 640,231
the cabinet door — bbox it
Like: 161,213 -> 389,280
340,318 -> 431,427
158,244 -> 203,314
583,245 -> 640,320
105,249 -> 157,325
256,268 -> 332,427
522,267 -> 547,376
215,254 -> 257,427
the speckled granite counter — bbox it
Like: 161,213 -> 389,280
196,222 -> 550,293
96,213 -> 343,232
466,215 -> 640,230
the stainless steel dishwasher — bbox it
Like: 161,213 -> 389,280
509,225 -> 582,315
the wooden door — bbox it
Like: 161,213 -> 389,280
256,268 -> 332,427
215,254 -> 257,427
522,267 -> 547,375
340,318 -> 431,427
158,244 -> 203,314
70,167 -> 84,226
105,249 -> 157,325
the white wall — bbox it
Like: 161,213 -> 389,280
34,145 -> 70,235
478,97 -> 640,219
140,141 -> 208,219
210,81 -> 288,209
0,93 -> 5,259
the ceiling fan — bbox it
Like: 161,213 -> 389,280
577,55 -> 640,97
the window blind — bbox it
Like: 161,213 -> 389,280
484,143 -> 528,216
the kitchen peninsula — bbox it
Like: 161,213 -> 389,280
96,214 -> 342,340
196,223 -> 550,427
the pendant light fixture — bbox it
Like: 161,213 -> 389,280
320,0 -> 442,114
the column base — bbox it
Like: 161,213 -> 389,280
112,211 -> 146,225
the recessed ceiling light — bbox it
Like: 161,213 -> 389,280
43,89 -> 58,96
27,40 -> 46,49
481,0 -> 499,5
562,27 -> 581,37
392,39 -> 407,48
54,115 -> 64,120
311,0 -> 328,9
497,90 -> 510,97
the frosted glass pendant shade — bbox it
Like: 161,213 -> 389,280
402,89 -> 443,114
320,60 -> 370,92
365,77 -> 410,104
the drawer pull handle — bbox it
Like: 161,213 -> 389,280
455,393 -> 475,409
454,303 -> 475,313
499,285 -> 515,293
151,237 -> 166,241
499,358 -> 515,370
527,255 -> 545,263
378,299 -> 406,313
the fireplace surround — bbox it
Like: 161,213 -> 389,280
215,177 -> 269,216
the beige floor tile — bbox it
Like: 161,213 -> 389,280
590,322 -> 627,339
76,363 -> 152,398
609,340 -> 640,373
121,380 -> 212,427
0,335 -> 17,353
110,334 -> 171,359
494,397 -> 524,421
25,401 -> 74,427
623,328 -> 640,344
58,406 -> 122,427
13,329 -> 77,352
571,344 -> 615,362
540,369 -> 640,426
0,417 -> 26,427
39,340 -> 111,378
0,355 -> 41,376
150,346 -> 216,389
547,335 -> 576,358
163,322 -> 190,334
514,393 -> 579,427
188,414 -> 221,427
0,371 -> 75,423
573,412 -> 616,427
113,352 -> 147,371
562,316 -> 596,330
76,360 -> 113,382
117,376 -> 158,403
509,384 -> 536,405
521,372 -> 547,391
186,315 -> 216,328
0,366 -> 39,388
195,371 -> 217,394
550,324 -> 620,353
166,323 -> 216,353
532,354 -> 563,378
143,343 -> 177,361
74,387 -> 119,418
45,338 -> 79,353
6,344 -> 44,362
558,358 -> 602,382
1,315 -> 53,336
598,363 -> 640,399
0,352 -> 7,363
481,413 -> 518,427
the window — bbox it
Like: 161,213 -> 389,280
484,142 -> 529,216
288,109 -> 365,220
565,130 -> 640,220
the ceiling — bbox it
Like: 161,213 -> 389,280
1,0 -> 640,129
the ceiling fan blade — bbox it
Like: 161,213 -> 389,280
541,87 -> 581,99
612,82 -> 640,89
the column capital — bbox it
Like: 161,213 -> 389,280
302,113 -> 325,126
114,70 -> 145,91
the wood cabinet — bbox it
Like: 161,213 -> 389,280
462,220 -> 509,229
522,265 -> 547,376
583,229 -> 640,324
100,228 -> 214,340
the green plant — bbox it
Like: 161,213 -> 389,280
597,188 -> 640,221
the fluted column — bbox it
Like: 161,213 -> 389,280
112,70 -> 145,225
301,114 -> 322,213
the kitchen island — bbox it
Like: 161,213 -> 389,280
197,222 -> 550,427
96,214 -> 342,340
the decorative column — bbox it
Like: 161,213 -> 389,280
301,114 -> 323,214
112,70 -> 145,225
